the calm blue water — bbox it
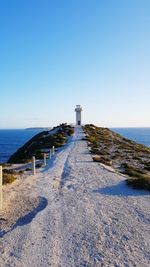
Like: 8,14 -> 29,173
112,128 -> 150,148
0,129 -> 41,163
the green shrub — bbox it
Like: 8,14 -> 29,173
126,176 -> 150,191
121,163 -> 146,178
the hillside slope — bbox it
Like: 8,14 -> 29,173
8,124 -> 74,163
84,124 -> 150,191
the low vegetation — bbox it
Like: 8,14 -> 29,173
126,176 -> 150,191
83,124 -> 150,192
3,169 -> 17,185
121,163 -> 150,191
8,123 -> 74,164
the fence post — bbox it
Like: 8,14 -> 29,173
52,146 -> 55,156
49,149 -> 52,159
32,156 -> 36,175
44,153 -> 47,166
0,166 -> 2,210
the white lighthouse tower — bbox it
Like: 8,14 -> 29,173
75,105 -> 82,126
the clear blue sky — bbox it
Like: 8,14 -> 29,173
0,0 -> 150,128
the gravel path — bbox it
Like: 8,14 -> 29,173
0,127 -> 150,267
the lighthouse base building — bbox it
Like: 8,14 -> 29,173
75,105 -> 82,126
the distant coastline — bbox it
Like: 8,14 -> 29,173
25,127 -> 51,131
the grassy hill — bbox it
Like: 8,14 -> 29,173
8,123 -> 74,164
84,124 -> 150,192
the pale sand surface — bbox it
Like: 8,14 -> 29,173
0,127 -> 150,267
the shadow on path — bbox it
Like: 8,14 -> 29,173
0,196 -> 48,238
93,181 -> 149,197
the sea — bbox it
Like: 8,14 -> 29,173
0,129 -> 41,163
112,128 -> 150,148
0,128 -> 150,163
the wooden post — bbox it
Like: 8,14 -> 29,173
52,146 -> 55,156
49,149 -> 52,159
0,166 -> 2,210
32,156 -> 36,175
44,153 -> 47,166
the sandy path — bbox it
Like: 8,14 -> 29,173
0,127 -> 150,267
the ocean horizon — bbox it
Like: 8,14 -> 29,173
112,127 -> 150,148
0,127 -> 150,163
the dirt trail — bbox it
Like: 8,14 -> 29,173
0,127 -> 150,267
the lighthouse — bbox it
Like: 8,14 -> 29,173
75,105 -> 82,126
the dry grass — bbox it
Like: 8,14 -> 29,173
121,163 -> 146,178
144,161 -> 150,171
84,124 -> 150,192
92,155 -> 112,166
3,169 -> 17,185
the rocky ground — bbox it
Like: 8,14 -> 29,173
0,127 -> 150,267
